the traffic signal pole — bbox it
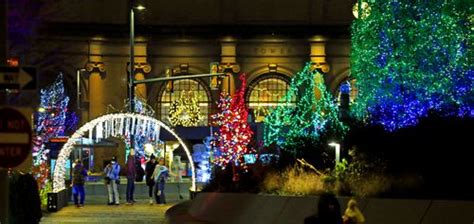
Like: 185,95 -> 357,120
133,73 -> 227,85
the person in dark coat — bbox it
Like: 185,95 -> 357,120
145,154 -> 158,204
152,158 -> 169,204
318,192 -> 343,224
305,192 -> 343,224
72,159 -> 88,207
9,172 -> 42,223
126,150 -> 137,204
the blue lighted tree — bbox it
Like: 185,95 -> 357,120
32,73 -> 77,205
351,0 -> 473,131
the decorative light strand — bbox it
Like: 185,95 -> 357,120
53,113 -> 196,192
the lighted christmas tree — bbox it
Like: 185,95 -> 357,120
264,63 -> 347,148
212,74 -> 254,167
32,73 -> 77,205
168,90 -> 201,127
351,0 -> 473,131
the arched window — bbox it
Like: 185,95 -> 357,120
246,74 -> 291,122
337,78 -> 358,106
159,79 -> 210,126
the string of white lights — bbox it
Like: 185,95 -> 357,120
52,113 -> 196,192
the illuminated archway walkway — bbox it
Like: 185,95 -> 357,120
52,113 -> 195,192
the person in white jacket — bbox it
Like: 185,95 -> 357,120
104,156 -> 121,205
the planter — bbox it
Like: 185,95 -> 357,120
189,189 -> 201,199
47,187 -> 71,212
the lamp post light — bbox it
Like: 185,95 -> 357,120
328,142 -> 341,166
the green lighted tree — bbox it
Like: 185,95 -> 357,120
351,0 -> 473,131
264,63 -> 347,148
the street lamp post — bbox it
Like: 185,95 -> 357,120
128,2 -> 135,113
127,0 -> 145,153
129,2 -> 145,113
129,2 -> 145,153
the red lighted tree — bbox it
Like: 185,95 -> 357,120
212,73 -> 254,168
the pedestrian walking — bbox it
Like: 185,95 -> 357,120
343,199 -> 365,224
152,158 -> 169,204
126,150 -> 137,204
104,156 -> 121,205
72,159 -> 88,208
145,154 -> 158,204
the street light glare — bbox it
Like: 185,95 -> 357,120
328,142 -> 339,146
135,5 -> 146,10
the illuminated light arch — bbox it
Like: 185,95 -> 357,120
53,113 -> 195,192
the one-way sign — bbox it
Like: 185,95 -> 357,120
0,66 -> 37,91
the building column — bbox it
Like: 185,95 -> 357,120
309,35 -> 329,67
309,35 -> 330,99
132,42 -> 151,100
219,36 -> 240,96
86,42 -> 106,120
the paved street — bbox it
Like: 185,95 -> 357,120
41,199 -> 175,224
39,179 -> 189,223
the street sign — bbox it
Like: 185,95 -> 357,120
0,107 -> 32,168
0,66 -> 37,91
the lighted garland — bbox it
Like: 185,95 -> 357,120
108,96 -> 157,158
212,74 -> 254,167
53,113 -> 196,192
351,0 -> 473,131
168,90 -> 201,127
264,62 -> 347,147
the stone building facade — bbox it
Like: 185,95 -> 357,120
24,0 -> 356,170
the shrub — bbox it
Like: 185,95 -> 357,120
262,162 -> 326,196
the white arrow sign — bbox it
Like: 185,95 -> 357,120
18,68 -> 33,89
0,66 -> 36,91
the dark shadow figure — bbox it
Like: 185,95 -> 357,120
304,192 -> 342,224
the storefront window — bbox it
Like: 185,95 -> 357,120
247,75 -> 291,122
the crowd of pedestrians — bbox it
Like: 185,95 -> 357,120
70,151 -> 171,207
